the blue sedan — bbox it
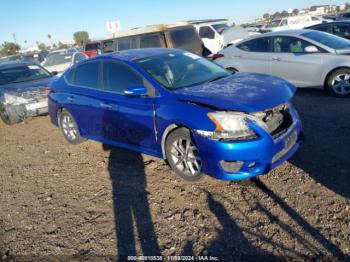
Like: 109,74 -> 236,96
48,48 -> 303,181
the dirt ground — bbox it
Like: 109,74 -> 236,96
0,89 -> 349,261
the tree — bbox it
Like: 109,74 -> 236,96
0,42 -> 20,57
281,10 -> 289,17
58,41 -> 69,49
346,2 -> 350,10
47,34 -> 52,45
73,31 -> 89,46
273,12 -> 281,19
37,43 -> 46,50
292,8 -> 299,15
263,13 -> 270,19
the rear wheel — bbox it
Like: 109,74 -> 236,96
58,109 -> 85,144
326,68 -> 350,97
165,128 -> 204,182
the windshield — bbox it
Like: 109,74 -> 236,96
43,54 -> 72,67
0,64 -> 51,85
302,31 -> 350,50
212,23 -> 230,32
266,20 -> 281,28
85,43 -> 100,51
135,51 -> 230,90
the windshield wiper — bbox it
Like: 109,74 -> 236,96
206,75 -> 228,83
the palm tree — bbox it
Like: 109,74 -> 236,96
47,34 -> 52,47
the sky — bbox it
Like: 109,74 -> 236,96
0,0 -> 345,47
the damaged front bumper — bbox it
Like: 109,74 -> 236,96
0,90 -> 48,124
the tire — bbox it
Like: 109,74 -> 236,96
0,104 -> 23,125
165,128 -> 204,182
325,68 -> 350,97
58,109 -> 85,144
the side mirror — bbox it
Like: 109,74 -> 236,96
124,86 -> 148,97
51,71 -> 58,76
304,45 -> 319,53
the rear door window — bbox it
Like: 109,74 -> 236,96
199,26 -> 215,39
237,37 -> 271,52
272,36 -> 313,53
170,28 -> 199,48
333,24 -> 350,38
102,62 -> 143,93
309,24 -> 331,33
74,62 -> 100,88
140,34 -> 162,48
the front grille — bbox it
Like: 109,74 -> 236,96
253,103 -> 293,139
20,89 -> 47,102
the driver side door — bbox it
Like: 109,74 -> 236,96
98,61 -> 157,153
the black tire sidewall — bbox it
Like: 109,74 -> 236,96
0,105 -> 11,125
326,69 -> 350,98
165,128 -> 205,182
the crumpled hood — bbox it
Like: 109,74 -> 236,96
0,77 -> 54,95
173,73 -> 296,112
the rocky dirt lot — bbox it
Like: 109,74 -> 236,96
0,89 -> 349,261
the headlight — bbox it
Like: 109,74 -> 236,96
196,112 -> 268,141
3,93 -> 29,104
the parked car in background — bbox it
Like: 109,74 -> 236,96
261,15 -> 323,33
100,22 -> 203,56
306,20 -> 350,40
336,11 -> 350,21
189,19 -> 230,54
42,52 -> 87,76
0,61 -> 55,124
0,51 -> 46,64
213,30 -> 350,97
84,41 -> 101,57
48,48 -> 302,182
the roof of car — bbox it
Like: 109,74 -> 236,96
92,48 -> 181,62
308,20 -> 350,26
240,29 -> 316,42
0,60 -> 36,69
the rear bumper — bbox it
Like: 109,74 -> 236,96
193,105 -> 303,181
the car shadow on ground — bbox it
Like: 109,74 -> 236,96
290,89 -> 350,199
181,181 -> 347,260
103,145 -> 161,259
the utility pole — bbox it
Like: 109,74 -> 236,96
12,33 -> 17,44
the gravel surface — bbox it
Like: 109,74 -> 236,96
0,89 -> 349,261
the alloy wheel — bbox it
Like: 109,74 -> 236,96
61,114 -> 77,141
331,73 -> 350,95
170,138 -> 201,176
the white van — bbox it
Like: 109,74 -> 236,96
262,15 -> 323,32
189,19 -> 253,54
189,19 -> 230,54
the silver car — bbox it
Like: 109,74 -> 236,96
214,29 -> 350,97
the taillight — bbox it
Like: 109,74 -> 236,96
212,53 -> 224,61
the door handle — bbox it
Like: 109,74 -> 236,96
67,96 -> 75,102
233,55 -> 241,58
100,103 -> 113,109
271,57 -> 281,61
